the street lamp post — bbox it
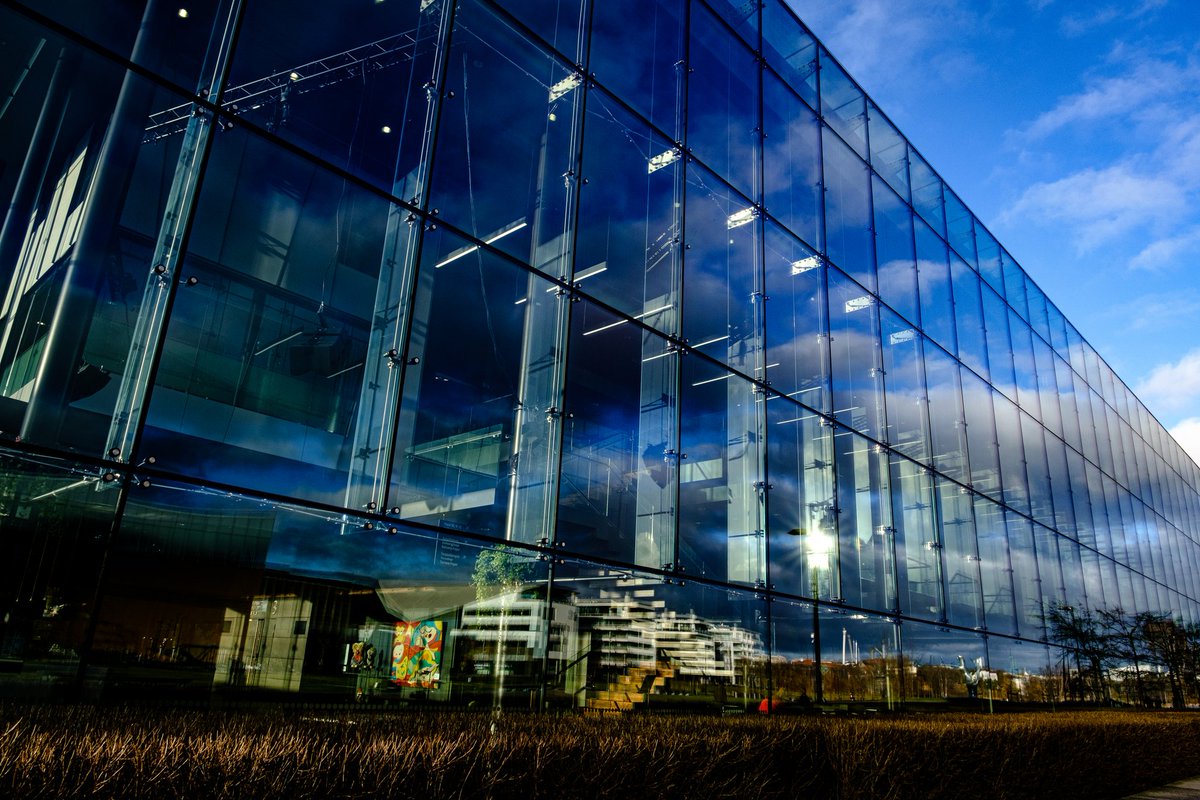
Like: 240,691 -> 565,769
803,527 -> 833,704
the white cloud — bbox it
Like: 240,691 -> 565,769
1020,59 -> 1198,140
1129,227 -> 1200,271
1109,289 -> 1200,331
1168,417 -> 1200,468
1059,0 -> 1167,36
1135,350 -> 1200,415
1001,163 -> 1185,252
790,0 -> 978,98
1002,46 -> 1200,263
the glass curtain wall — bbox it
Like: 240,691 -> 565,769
1,0 -> 1199,711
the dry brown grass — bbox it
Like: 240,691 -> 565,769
0,705 -> 1197,799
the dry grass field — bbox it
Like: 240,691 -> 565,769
1,704 -> 1198,799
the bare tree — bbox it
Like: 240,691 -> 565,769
1045,602 -> 1110,703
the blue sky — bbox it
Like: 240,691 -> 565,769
788,0 -> 1200,466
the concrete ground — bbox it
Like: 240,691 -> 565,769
1124,777 -> 1200,799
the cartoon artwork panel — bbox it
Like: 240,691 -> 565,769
392,620 -> 443,687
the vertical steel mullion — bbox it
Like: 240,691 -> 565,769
359,0 -> 459,516
669,0 -> 694,577
74,0 -> 250,695
105,0 -> 248,464
536,0 -> 594,711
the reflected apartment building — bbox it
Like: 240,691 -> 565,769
1,0 -> 1199,711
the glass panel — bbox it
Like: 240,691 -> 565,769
90,482 -> 274,701
832,426 -> 896,611
1006,514 -> 1045,640
428,0 -> 579,271
763,222 -> 829,412
1026,280 -> 1051,343
937,480 -> 982,630
704,0 -> 761,46
923,346 -> 967,484
763,597 -> 820,705
1033,524 -> 1066,624
762,69 -> 822,250
994,392 -> 1030,516
1076,376 -> 1101,469
1033,335 -> 1062,438
1022,412 -> 1054,529
975,225 -> 1004,296
0,46 -> 197,453
0,447 -> 114,700
576,88 -> 682,336
900,623 -> 985,701
387,228 -> 554,540
1010,312 -> 1039,421
1096,402 -> 1117,482
982,284 -> 1015,400
1047,302 -> 1069,355
1114,484 -> 1139,573
891,457 -> 942,622
1055,356 -> 1083,455
873,176 -> 919,326
987,638 -> 1057,703
1045,434 -> 1076,538
1001,249 -> 1028,321
590,0 -> 686,137
687,3 -> 760,197
678,359 -> 765,586
818,50 -> 867,158
961,370 -> 1000,499
815,608 -> 900,705
943,188 -> 976,267
975,496 -> 1016,636
264,510 -> 550,708
868,103 -> 909,202
1081,546 -> 1107,609
554,558 -> 769,713
908,149 -> 944,237
951,256 -> 988,379
500,0 -> 589,57
767,397 -> 835,601
134,129 -> 385,504
821,129 -> 874,292
1086,462 -> 1112,555
15,0 -> 215,85
1066,321 -> 1088,378
683,163 -> 760,372
915,217 -> 956,356
827,267 -> 883,438
761,0 -> 819,110
558,299 -> 679,569
227,0 -> 440,195
879,305 -> 928,461
1059,536 -> 1087,610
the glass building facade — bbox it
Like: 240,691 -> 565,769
1,0 -> 1199,709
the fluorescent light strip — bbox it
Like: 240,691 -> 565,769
691,334 -> 729,348
775,414 -> 818,425
583,319 -> 627,336
435,220 -> 528,268
545,261 -> 607,292
641,350 -> 673,363
692,373 -> 734,387
582,303 -> 674,336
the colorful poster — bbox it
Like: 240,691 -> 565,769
392,620 -> 443,688
347,641 -> 366,671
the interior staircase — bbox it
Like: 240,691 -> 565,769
584,663 -> 676,711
